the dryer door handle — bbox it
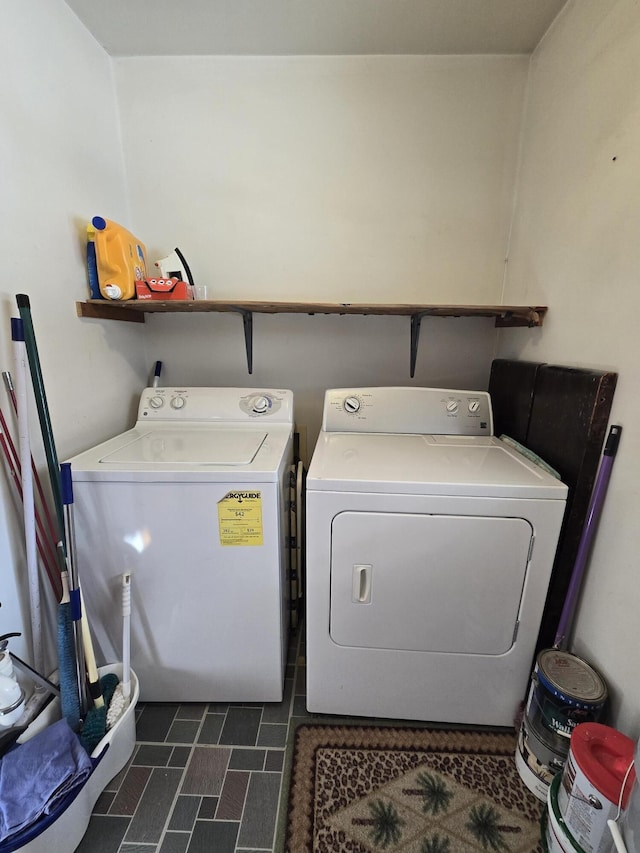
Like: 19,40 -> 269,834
352,564 -> 372,604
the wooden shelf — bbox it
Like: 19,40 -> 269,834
76,300 -> 547,376
76,299 -> 545,325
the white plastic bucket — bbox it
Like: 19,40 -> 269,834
621,738 -> 640,852
3,663 -> 138,853
557,723 -> 636,853
546,774 -> 587,852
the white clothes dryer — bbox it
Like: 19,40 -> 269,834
67,387 -> 294,702
305,387 -> 567,727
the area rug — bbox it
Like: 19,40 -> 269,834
285,725 -> 545,852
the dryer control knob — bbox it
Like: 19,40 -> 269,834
343,396 -> 361,414
446,400 -> 459,414
149,396 -> 164,409
171,396 -> 186,410
252,396 -> 271,414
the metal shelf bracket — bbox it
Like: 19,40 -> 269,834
410,312 -> 428,378
233,309 -> 253,374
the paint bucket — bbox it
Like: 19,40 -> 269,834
545,773 -> 587,852
620,737 -> 640,852
515,714 -> 567,802
526,650 -> 608,745
557,723 -> 636,853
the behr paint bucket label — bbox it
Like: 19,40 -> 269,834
526,650 -> 608,743
557,723 -> 636,853
516,716 -> 565,802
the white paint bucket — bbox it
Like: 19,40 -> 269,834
620,738 -> 640,851
526,650 -> 608,745
516,715 -> 567,802
557,722 -> 636,853
546,773 -> 587,852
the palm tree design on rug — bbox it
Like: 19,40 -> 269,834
421,833 -> 451,853
416,772 -> 454,815
368,799 -> 404,848
465,803 -> 510,851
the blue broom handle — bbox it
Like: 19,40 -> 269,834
60,461 -> 89,715
60,463 -> 80,620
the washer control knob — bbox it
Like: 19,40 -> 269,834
252,396 -> 271,414
149,396 -> 164,409
171,396 -> 186,410
468,400 -> 480,413
344,396 -> 361,414
446,400 -> 459,414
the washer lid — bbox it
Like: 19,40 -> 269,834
99,429 -> 267,465
66,423 -> 292,482
307,432 -> 568,499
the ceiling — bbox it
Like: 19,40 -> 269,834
64,0 -> 568,57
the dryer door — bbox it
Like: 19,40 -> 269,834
330,511 -> 533,655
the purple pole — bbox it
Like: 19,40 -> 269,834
554,424 -> 622,649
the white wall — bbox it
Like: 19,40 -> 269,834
115,56 -> 528,304
499,0 -> 640,734
1,0 -> 147,667
112,55 -> 529,452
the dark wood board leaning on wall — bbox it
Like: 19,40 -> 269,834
489,359 -> 618,658
486,359 -> 541,444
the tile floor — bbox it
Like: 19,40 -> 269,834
76,625 -> 311,853
75,624 -> 517,853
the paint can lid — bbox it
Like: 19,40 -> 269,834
537,650 -> 608,705
570,723 -> 636,809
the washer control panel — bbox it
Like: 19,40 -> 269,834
323,387 -> 493,435
137,388 -> 293,423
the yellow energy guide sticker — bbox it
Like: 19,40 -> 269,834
218,491 -> 263,546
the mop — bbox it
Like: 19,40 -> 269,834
14,296 -> 103,747
58,568 -> 80,732
59,463 -> 107,752
106,573 -> 132,730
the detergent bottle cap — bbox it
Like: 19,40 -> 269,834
104,284 -> 123,300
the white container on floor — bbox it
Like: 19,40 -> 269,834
619,738 -> 640,852
3,663 -> 138,853
546,774 -> 587,852
557,723 -> 636,853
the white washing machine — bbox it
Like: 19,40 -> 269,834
306,387 -> 568,727
67,387 -> 294,703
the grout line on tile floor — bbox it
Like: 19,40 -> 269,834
153,704 -> 211,852
77,624 -> 306,853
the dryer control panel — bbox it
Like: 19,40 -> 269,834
322,387 -> 493,435
137,387 -> 294,423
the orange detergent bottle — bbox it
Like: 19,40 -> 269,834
92,216 -> 148,300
